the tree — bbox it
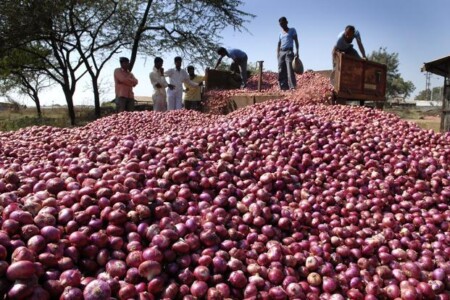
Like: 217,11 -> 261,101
68,1 -> 131,118
126,1 -> 254,70
415,86 -> 443,101
216,60 -> 259,76
368,47 -> 415,99
0,0 -> 87,125
0,48 -> 52,118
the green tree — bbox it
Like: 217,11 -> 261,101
0,47 -> 52,118
125,1 -> 254,69
216,60 -> 259,76
1,0 -> 87,125
368,47 -> 415,99
415,86 -> 443,100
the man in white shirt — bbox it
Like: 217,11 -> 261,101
164,56 -> 202,110
149,57 -> 173,112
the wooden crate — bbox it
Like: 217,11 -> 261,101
230,94 -> 283,110
333,53 -> 387,104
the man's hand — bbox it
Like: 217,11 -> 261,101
168,84 -> 175,90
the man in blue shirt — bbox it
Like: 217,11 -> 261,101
332,25 -> 366,66
277,16 -> 299,91
215,47 -> 248,89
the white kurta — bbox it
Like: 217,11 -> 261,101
164,68 -> 199,110
149,67 -> 169,112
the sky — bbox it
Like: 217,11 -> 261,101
13,0 -> 450,106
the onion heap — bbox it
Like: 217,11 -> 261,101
204,71 -> 335,114
0,96 -> 449,299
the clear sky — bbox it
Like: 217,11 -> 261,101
15,0 -> 450,106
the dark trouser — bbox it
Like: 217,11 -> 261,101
184,100 -> 202,112
234,56 -> 248,86
332,46 -> 360,68
116,97 -> 135,112
278,49 -> 296,90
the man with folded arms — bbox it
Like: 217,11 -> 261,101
114,57 -> 138,112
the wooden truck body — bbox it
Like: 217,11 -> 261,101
332,52 -> 387,106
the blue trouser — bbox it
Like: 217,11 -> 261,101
278,49 -> 296,90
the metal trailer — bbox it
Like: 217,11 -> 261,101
331,52 -> 387,108
422,55 -> 450,132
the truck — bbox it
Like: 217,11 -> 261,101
331,52 -> 387,108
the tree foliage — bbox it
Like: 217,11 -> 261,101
368,47 -> 415,99
415,86 -> 444,101
1,42 -> 55,116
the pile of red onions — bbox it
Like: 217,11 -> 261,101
204,71 -> 335,114
0,96 -> 449,299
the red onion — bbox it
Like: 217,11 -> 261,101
139,260 -> 162,281
29,286 -> 51,300
60,286 -> 83,300
307,272 -> 322,287
11,246 -> 35,262
7,283 -> 34,299
105,259 -> 127,279
60,269 -> 82,288
193,265 -> 211,282
83,279 -> 111,300
6,260 -> 36,280
190,280 -> 208,298
118,283 -> 138,299
40,226 -> 61,242
228,270 -> 247,289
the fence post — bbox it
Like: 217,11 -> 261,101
257,61 -> 264,92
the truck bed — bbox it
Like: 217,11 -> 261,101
332,53 -> 387,104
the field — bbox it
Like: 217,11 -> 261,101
0,105 -> 116,132
384,105 -> 442,132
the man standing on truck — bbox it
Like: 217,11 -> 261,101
277,16 -> 299,91
332,25 -> 367,66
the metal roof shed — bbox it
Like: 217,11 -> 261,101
422,55 -> 450,132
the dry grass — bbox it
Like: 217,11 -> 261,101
384,106 -> 441,132
0,105 -> 116,131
